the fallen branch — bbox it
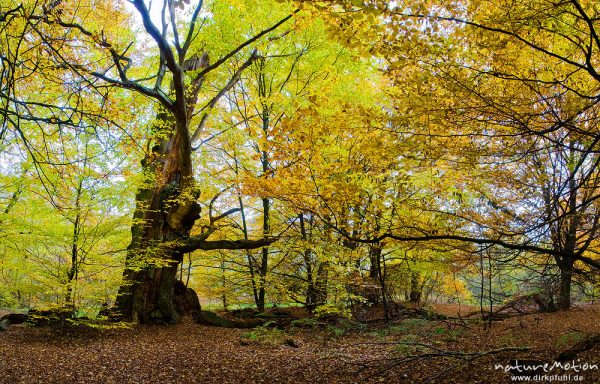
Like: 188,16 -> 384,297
465,292 -> 555,321
557,333 -> 600,362
356,342 -> 530,382
194,310 -> 265,329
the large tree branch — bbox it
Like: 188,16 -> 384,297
182,0 -> 205,57
367,232 -> 600,270
0,4 -> 23,22
132,0 -> 180,75
393,10 -> 600,83
305,207 -> 600,270
570,0 -> 600,62
190,50 -> 260,144
574,253 -> 600,270
90,70 -> 173,110
27,10 -> 175,110
193,10 -> 299,80
132,0 -> 187,122
177,236 -> 278,253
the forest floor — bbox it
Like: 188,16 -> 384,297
1,304 -> 599,384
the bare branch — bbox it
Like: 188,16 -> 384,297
182,0 -> 205,56
393,10 -> 600,83
193,10 -> 299,80
190,50 -> 260,144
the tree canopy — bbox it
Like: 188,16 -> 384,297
0,0 -> 599,322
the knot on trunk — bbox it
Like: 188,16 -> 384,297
159,182 -> 201,231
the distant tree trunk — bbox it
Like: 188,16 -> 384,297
299,213 -> 328,311
257,197 -> 270,312
239,199 -> 260,306
368,242 -> 393,322
299,214 -> 314,310
234,153 -> 260,306
368,243 -> 382,304
409,272 -> 422,304
311,218 -> 332,306
65,208 -> 80,305
315,262 -> 329,305
304,250 -> 317,311
220,260 -> 228,311
66,174 -> 84,308
557,259 -> 575,310
369,245 -> 381,281
256,73 -> 271,312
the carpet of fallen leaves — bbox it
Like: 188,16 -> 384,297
1,304 -> 599,384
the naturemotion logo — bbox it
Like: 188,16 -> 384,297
494,359 -> 598,382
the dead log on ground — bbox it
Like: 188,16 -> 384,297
557,333 -> 600,362
0,313 -> 28,331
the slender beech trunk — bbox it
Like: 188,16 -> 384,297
257,196 -> 269,312
372,243 -> 391,323
65,202 -> 80,305
220,260 -> 228,310
256,65 -> 270,312
235,153 -> 260,307
2,167 -> 27,307
185,253 -> 192,287
364,232 -> 389,320
555,141 -> 579,310
300,214 -> 317,311
66,160 -> 85,307
409,272 -> 422,304
368,244 -> 382,305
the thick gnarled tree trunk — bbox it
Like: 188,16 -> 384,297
116,112 -> 199,323
108,1 -> 290,323
114,114 -> 275,322
114,111 -> 275,322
